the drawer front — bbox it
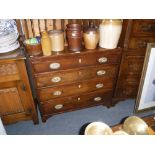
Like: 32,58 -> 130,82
117,75 -> 141,88
40,90 -> 112,115
122,56 -> 144,75
115,84 -> 139,98
31,50 -> 122,73
0,62 -> 20,82
128,37 -> 155,50
126,56 -> 144,75
34,65 -> 118,88
132,20 -> 155,36
37,77 -> 114,101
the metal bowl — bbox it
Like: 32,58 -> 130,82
122,116 -> 149,135
113,130 -> 129,135
84,122 -> 113,135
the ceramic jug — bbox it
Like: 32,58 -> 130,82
83,22 -> 99,49
48,30 -> 64,52
41,31 -> 52,56
99,19 -> 122,49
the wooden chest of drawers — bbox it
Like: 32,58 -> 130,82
29,48 -> 122,122
0,49 -> 38,125
115,19 -> 155,100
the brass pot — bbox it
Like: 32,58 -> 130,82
84,122 -> 113,135
122,116 -> 149,135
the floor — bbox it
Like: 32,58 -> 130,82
4,99 -> 155,135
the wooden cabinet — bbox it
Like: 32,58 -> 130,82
29,48 -> 122,122
0,49 -> 38,125
114,19 -> 155,100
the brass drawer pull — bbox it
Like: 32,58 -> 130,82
54,104 -> 63,110
53,90 -> 62,96
98,57 -> 108,63
75,51 -> 81,53
94,97 -> 102,102
49,63 -> 61,70
51,76 -> 61,83
96,83 -> 104,88
97,70 -> 106,76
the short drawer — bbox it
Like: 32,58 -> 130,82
128,37 -> 155,50
0,62 -> 20,82
117,75 -> 141,88
37,77 -> 114,101
31,49 -> 122,73
40,89 -> 112,115
121,56 -> 144,76
115,84 -> 139,98
34,65 -> 118,88
131,20 -> 155,36
126,56 -> 144,75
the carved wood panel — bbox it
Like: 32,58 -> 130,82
0,87 -> 24,116
0,63 -> 18,76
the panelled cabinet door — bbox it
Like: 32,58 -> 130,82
0,81 -> 29,117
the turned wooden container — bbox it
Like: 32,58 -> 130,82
66,24 -> 83,51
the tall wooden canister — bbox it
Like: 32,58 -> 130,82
66,24 -> 83,51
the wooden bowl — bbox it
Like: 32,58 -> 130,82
24,42 -> 42,56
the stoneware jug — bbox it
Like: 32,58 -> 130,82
83,22 -> 99,50
41,31 -> 52,56
99,19 -> 122,49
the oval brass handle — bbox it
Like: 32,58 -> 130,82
53,90 -> 62,96
54,104 -> 63,110
51,76 -> 61,83
49,63 -> 61,70
94,97 -> 102,102
96,83 -> 104,88
98,57 -> 108,63
97,70 -> 106,76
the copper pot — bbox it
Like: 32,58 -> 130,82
66,24 -> 83,51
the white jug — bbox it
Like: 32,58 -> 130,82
99,19 -> 122,49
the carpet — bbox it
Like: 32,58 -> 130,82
4,99 -> 154,135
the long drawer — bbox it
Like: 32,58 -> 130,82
40,89 -> 112,115
30,49 -> 122,73
37,77 -> 114,101
34,65 -> 118,88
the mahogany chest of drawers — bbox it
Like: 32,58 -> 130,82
115,19 -> 155,100
29,48 -> 122,122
